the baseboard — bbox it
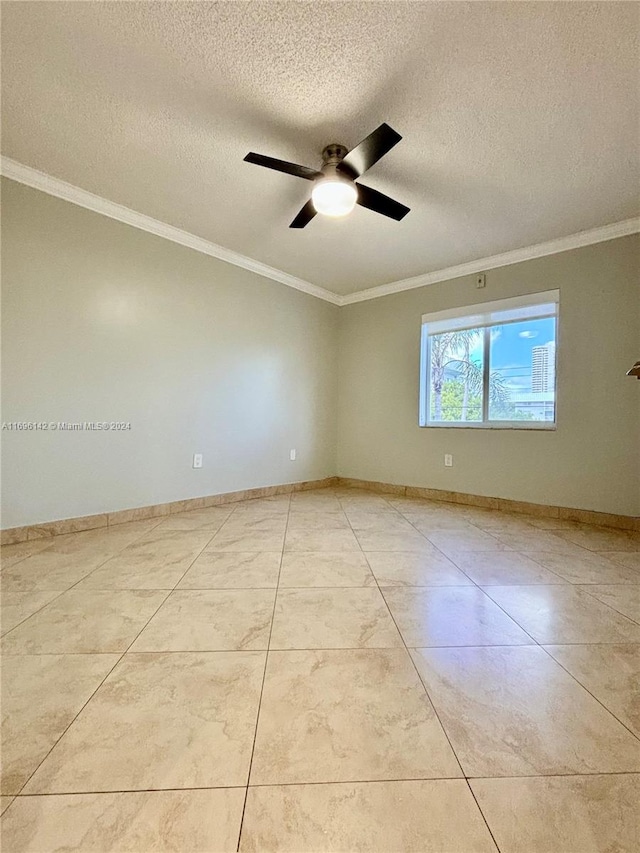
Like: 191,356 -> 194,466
335,477 -> 640,532
2,473 -> 637,546
0,477 -> 339,545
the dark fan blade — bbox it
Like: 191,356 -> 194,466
244,152 -> 322,181
289,199 -> 317,229
337,123 -> 402,179
356,183 -> 410,221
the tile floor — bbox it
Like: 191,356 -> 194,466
1,488 -> 639,852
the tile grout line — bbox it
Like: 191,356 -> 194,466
4,489 -> 639,826
437,548 -> 640,744
1,516 -> 167,572
473,582 -> 640,741
358,497 -> 529,853
3,639 -> 640,660
576,585 -> 640,627
10,608 -> 157,798
3,495 -> 289,802
391,497 -> 640,750
600,553 -> 640,572
8,518 -> 222,798
339,494 -> 512,848
0,588 -> 70,639
522,548 -> 640,590
234,491 -> 291,853
432,524 -> 640,631
391,507 -> 544,648
83,512 -> 239,592
0,517 -> 168,639
350,499 -> 640,795
7,768 -> 640,800
10,580 -> 637,591
465,779 -> 504,853
536,646 -> 640,745
123,514 -> 237,650
0,478 -> 337,545
340,493 -> 471,784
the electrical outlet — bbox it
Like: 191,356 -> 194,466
192,453 -> 203,469
476,273 -> 486,289
444,454 -> 453,467
289,449 -> 297,461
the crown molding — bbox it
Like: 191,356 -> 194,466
340,217 -> 640,305
0,157 -> 342,306
3,157 -> 637,309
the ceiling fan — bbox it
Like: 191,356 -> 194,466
244,123 -> 410,228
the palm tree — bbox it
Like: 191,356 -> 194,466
430,329 -> 509,420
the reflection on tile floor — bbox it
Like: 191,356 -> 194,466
1,488 -> 639,851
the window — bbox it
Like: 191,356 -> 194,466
419,290 -> 559,429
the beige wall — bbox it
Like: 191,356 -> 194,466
2,178 -> 638,527
1,179 -> 338,528
337,236 -> 640,516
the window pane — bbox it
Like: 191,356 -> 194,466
428,328 -> 484,422
488,317 -> 556,422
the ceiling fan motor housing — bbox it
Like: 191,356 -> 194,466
320,145 -> 353,183
321,143 -> 349,166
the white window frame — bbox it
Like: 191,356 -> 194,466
419,290 -> 559,430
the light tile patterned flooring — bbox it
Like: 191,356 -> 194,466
1,488 -> 639,852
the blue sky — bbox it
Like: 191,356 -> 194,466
491,318 -> 556,390
468,317 -> 556,391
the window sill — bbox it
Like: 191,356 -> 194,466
420,421 -> 557,431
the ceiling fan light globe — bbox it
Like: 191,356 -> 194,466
311,179 -> 357,217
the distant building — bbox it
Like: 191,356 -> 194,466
531,342 -> 556,392
507,391 -> 556,421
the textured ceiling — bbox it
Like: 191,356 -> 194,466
2,2 -> 638,296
